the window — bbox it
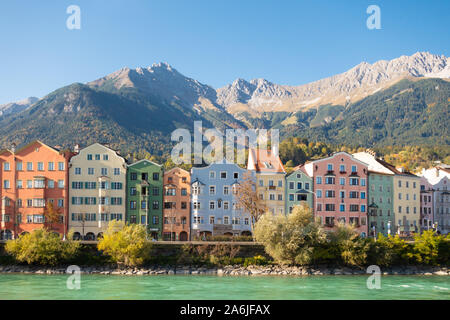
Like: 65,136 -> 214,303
233,172 -> 239,179
33,199 -> 45,207
37,162 -> 44,171
111,197 -> 122,205
349,191 -> 359,199
130,201 -> 137,209
361,178 -> 366,186
327,164 -> 333,171
192,186 -> 200,195
193,216 -> 203,224
406,181 -> 409,188
140,215 -> 146,225
316,177 -> 322,184
181,202 -> 187,209
349,178 -> 359,185
269,194 -> 275,201
181,188 -> 187,196
325,190 -> 335,198
340,204 -> 345,212
114,168 -> 120,175
223,202 -> 229,210
340,191 -> 345,199
209,186 -> 215,195
278,180 -> 283,187
141,200 -> 147,209
209,171 -> 215,179
209,201 -> 215,210
325,204 -> 335,211
48,180 -> 54,188
398,193 -> 402,200
278,194 -> 283,201
224,216 -> 229,224
209,216 -> 215,224
111,182 -> 123,190
130,172 -> 137,180
340,178 -> 345,185
103,154 -> 109,161
95,154 -> 100,160
58,199 -> 64,208
16,162 -> 22,171
305,183 -> 310,190
3,180 -> 10,189
316,190 -> 322,198
101,168 -> 107,176
351,165 -> 357,173
27,162 -> 33,171
152,201 -> 159,209
87,154 -> 93,160
17,180 -> 23,189
297,182 -> 302,189
361,192 -> 366,199
88,168 -> 94,175
398,180 -> 402,188
58,180 -> 65,188
289,182 -> 294,190
350,204 -> 359,212
58,162 -> 64,171
152,216 -> 159,225
269,180 -> 274,187
259,180 -> 264,187
340,164 -> 345,172
413,182 -> 416,189
27,199 -> 33,207
220,172 -> 227,179
84,197 -> 96,205
223,186 -> 229,195
193,202 -> 201,210
3,162 -> 10,171
101,214 -> 109,222
75,167 -> 81,175
72,181 -> 83,189
361,205 -> 366,212
153,173 -> 159,181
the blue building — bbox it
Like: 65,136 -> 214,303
190,159 -> 252,238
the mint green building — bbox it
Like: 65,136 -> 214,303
353,152 -> 395,237
285,165 -> 314,214
126,159 -> 164,240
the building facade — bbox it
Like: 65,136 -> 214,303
305,152 -> 369,236
420,177 -> 434,232
285,165 -> 313,214
162,167 -> 190,241
68,143 -> 127,240
127,159 -> 163,240
432,177 -> 450,234
247,148 -> 286,215
191,160 -> 251,238
353,152 -> 394,237
0,141 -> 72,239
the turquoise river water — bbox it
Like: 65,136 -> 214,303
0,274 -> 448,300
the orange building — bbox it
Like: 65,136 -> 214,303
162,168 -> 190,241
0,141 -> 73,239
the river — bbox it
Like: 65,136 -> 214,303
0,274 -> 448,300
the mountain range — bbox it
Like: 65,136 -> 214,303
0,51 -> 448,156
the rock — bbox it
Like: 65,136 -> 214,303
433,270 -> 447,276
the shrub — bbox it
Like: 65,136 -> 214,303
407,230 -> 449,265
97,220 -> 152,267
254,203 -> 326,265
327,222 -> 370,267
5,229 -> 80,266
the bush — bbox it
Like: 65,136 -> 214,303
5,229 -> 80,266
327,222 -> 370,267
254,203 -> 326,265
97,220 -> 153,267
407,230 -> 449,265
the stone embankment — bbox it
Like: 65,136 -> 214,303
0,265 -> 448,276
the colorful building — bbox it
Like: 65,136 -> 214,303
0,141 -> 72,239
353,152 -> 394,237
162,167 -> 190,241
191,160 -> 251,238
247,148 -> 286,215
420,177 -> 434,232
127,159 -> 163,240
68,143 -> 127,240
285,164 -> 313,214
305,152 -> 369,236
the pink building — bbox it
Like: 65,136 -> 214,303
420,177 -> 434,231
305,152 -> 369,236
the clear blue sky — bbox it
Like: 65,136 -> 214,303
0,0 -> 448,104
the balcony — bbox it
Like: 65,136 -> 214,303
268,186 -> 276,190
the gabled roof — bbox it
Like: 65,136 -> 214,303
128,158 -> 162,168
164,167 -> 190,176
286,164 -> 311,179
247,148 -> 285,174
191,178 -> 205,186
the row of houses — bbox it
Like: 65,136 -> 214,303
0,140 -> 448,241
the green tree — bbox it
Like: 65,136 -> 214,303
407,230 -> 448,265
97,220 -> 153,267
254,203 -> 325,265
5,229 -> 80,266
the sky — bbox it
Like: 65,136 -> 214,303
0,0 -> 449,104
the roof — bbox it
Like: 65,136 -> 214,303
375,158 -> 419,178
128,158 -> 162,168
287,164 -> 311,178
247,148 -> 286,174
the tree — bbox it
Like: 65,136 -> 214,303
5,229 -> 80,266
44,202 -> 60,232
97,220 -> 153,267
407,230 -> 448,265
254,203 -> 326,265
235,171 -> 267,233
328,222 -> 370,267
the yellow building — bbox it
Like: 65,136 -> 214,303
247,148 -> 286,215
68,143 -> 127,240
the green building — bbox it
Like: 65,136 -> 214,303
126,159 -> 164,240
285,165 -> 314,214
353,152 -> 395,237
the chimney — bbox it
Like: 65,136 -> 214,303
74,144 -> 80,154
397,167 -> 405,173
10,143 -> 16,153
